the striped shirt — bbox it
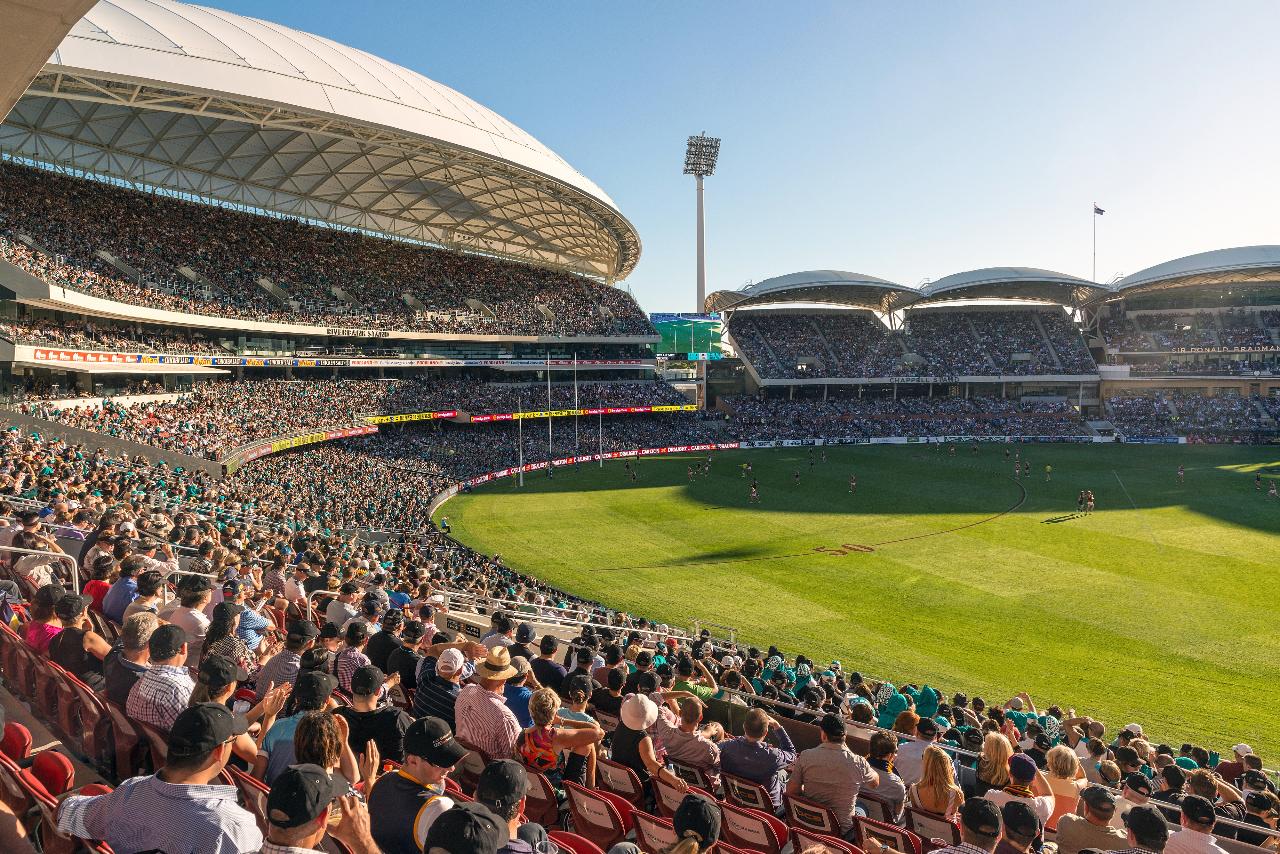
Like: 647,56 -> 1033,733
255,650 -> 301,701
126,664 -> 195,731
333,645 -> 370,693
454,682 -> 521,760
57,772 -> 262,854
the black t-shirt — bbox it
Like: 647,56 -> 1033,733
1236,815 -> 1272,846
102,647 -> 146,707
509,642 -> 534,663
386,644 -> 424,691
334,705 -> 413,764
365,630 -> 400,673
622,669 -> 648,696
49,626 -> 105,690
590,688 -> 623,716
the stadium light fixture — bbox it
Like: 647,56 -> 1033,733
684,133 -> 720,313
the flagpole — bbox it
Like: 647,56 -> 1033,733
546,354 -> 552,467
517,391 -> 524,488
1092,203 -> 1097,283
573,352 -> 579,458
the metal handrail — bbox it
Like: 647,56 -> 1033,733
0,544 -> 82,594
440,590 -> 694,638
157,566 -> 219,608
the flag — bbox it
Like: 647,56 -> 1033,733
1093,204 -> 1105,216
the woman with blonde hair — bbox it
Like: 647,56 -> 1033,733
907,745 -> 965,819
1045,744 -> 1087,830
975,732 -> 1013,796
517,686 -> 604,787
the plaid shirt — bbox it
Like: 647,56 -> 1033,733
261,567 -> 287,598
57,772 -> 261,854
333,645 -> 369,693
126,664 -> 195,731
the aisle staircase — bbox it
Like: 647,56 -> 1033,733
1031,313 -> 1064,370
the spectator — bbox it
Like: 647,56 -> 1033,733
260,763 -> 380,854
122,570 -> 165,621
1112,772 -> 1157,829
612,693 -> 689,796
22,583 -> 65,654
503,656 -> 537,729
126,624 -> 193,730
454,646 -> 523,761
1166,795 -> 1229,854
158,576 -> 213,666
365,608 -> 403,672
414,647 -> 465,731
1117,804 -> 1173,854
1045,744 -> 1088,830
254,670 -> 338,785
976,732 -> 1014,796
47,592 -> 111,690
530,634 -> 566,694
985,753 -> 1055,826
721,707 -> 797,812
475,759 -> 560,854
334,665 -> 411,764
1235,791 -> 1279,846
367,716 -> 465,854
907,744 -> 965,819
896,716 -> 941,786
516,687 -> 603,787
786,712 -> 877,833
1055,785 -> 1128,854
386,620 -> 428,691
326,583 -> 361,628
55,703 -> 261,853
932,797 -> 1003,854
334,621 -> 373,694
423,802 -> 511,854
861,730 -> 907,823
656,697 -> 722,792
255,620 -> 320,702
103,611 -> 158,707
101,556 -> 144,624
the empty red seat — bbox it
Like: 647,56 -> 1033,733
633,810 -> 679,854
597,757 -> 646,807
718,800 -> 790,854
790,826 -> 865,854
564,780 -> 635,850
550,830 -> 607,854
903,807 -> 960,850
851,816 -> 922,854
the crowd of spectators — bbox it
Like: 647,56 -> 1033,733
0,420 -> 1275,854
1107,393 -> 1274,438
11,378 -> 691,460
723,394 -> 1089,438
0,315 -> 231,355
0,162 -> 653,337
1104,310 -> 1280,354
730,309 -> 1097,381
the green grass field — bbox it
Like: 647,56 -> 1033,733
439,443 -> 1280,756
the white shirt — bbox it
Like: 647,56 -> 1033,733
985,789 -> 1055,825
158,603 -> 210,665
1166,828 -> 1230,854
895,739 -> 932,786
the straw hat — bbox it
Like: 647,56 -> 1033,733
474,646 -> 518,681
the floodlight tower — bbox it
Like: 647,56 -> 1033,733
684,133 -> 720,313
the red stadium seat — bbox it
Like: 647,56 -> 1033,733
563,780 -> 634,850
521,767 -> 562,829
227,766 -> 271,835
722,774 -> 774,812
653,777 -> 715,819
633,810 -> 679,854
597,757 -> 646,807
98,695 -> 146,780
903,807 -> 960,849
790,827 -> 865,854
718,801 -> 790,854
851,816 -> 922,854
785,793 -> 844,837
133,717 -> 170,771
550,830 -> 607,854
669,759 -> 712,790
856,791 -> 899,824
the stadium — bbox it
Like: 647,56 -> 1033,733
0,1 -> 1275,853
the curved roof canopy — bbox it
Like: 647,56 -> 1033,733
1113,246 -> 1280,296
0,0 -> 639,279
914,266 -> 1104,306
707,270 -> 919,314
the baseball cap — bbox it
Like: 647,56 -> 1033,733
959,797 -> 1002,837
401,620 -> 427,643
351,665 -> 386,696
1124,772 -> 1154,797
674,793 -> 721,846
1123,805 -> 1170,844
437,648 -> 465,675
917,717 -> 939,738
476,760 -> 529,814
515,623 -> 536,644
293,671 -> 338,706
267,764 -> 349,829
300,649 -> 334,672
339,582 -> 359,595
198,655 -> 249,691
287,620 -> 321,642
1246,791 -> 1272,811
404,717 -> 468,768
53,593 -> 93,621
167,702 -> 247,759
424,802 -> 509,854
319,623 -> 341,639
345,621 -> 370,643
211,601 -> 244,622
149,623 -> 187,659
1175,756 -> 1200,771
1232,743 -> 1254,756
222,578 -> 246,595
33,583 -> 66,609
1243,770 -> 1270,791
1009,753 -> 1038,782
1033,733 -> 1052,751
1081,785 -> 1117,815
1000,801 -> 1040,840
1180,795 -> 1216,825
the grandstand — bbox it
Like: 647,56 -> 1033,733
0,3 -> 1277,854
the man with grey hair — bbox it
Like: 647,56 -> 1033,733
103,611 -> 159,707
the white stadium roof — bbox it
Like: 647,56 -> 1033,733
706,270 -> 918,313
0,0 -> 640,279
1113,245 -> 1280,295
916,266 -> 1104,306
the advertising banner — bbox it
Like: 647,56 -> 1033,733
364,410 -> 459,425
469,404 -> 696,423
28,348 -> 650,370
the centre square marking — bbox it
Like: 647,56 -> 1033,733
813,544 -> 876,556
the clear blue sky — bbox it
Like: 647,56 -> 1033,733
217,1 -> 1280,313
